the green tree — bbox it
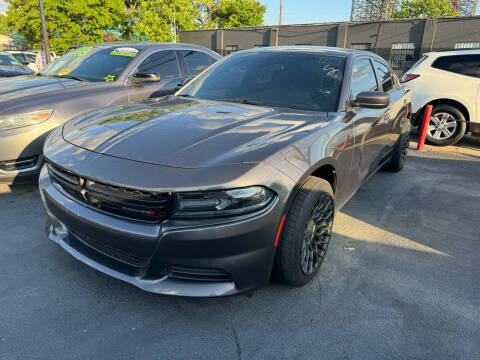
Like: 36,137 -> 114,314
213,0 -> 266,28
4,0 -> 125,53
123,0 -> 140,40
133,0 -> 200,41
0,14 -> 12,36
195,0 -> 220,28
393,0 -> 458,18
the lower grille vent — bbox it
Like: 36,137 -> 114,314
0,156 -> 38,171
70,230 -> 149,267
168,265 -> 231,282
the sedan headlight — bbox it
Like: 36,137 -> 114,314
0,109 -> 54,131
172,186 -> 275,219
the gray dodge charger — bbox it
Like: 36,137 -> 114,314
40,47 -> 412,297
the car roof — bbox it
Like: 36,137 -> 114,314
424,49 -> 480,57
82,42 -> 215,51
237,46 -> 385,61
7,50 -> 36,54
240,45 -> 355,56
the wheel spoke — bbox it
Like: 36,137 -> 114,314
442,128 -> 453,138
433,129 -> 442,139
300,194 -> 334,275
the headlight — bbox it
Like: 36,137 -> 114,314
172,186 -> 275,219
0,109 -> 53,131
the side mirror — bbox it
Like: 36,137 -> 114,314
352,91 -> 390,109
131,72 -> 161,84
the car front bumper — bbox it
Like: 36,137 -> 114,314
0,121 -> 57,184
39,164 -> 283,297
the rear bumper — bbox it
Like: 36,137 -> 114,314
39,165 -> 281,297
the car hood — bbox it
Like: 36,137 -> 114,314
62,97 -> 334,168
0,65 -> 33,78
0,74 -> 95,104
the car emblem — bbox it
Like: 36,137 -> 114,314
80,188 -> 88,202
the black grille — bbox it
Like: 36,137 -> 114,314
47,163 -> 172,223
0,156 -> 38,171
70,230 -> 149,267
168,265 -> 232,282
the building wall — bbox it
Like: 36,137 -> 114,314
179,16 -> 480,74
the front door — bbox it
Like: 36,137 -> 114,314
127,50 -> 185,102
372,60 -> 409,161
350,58 -> 388,182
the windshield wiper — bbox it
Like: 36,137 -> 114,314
52,74 -> 87,82
217,98 -> 264,106
176,94 -> 193,98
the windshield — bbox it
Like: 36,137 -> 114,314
179,51 -> 346,112
0,53 -> 23,66
41,46 -> 140,82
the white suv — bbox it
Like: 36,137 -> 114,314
401,50 -> 480,146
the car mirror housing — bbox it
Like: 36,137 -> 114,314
131,72 -> 161,84
352,91 -> 390,109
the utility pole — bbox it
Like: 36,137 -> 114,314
275,0 -> 283,46
173,6 -> 177,43
38,0 -> 51,64
279,0 -> 283,25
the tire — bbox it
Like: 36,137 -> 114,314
383,118 -> 411,172
273,177 -> 335,286
420,104 -> 466,147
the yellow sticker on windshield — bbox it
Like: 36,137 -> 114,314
110,47 -> 139,57
104,74 -> 115,82
58,69 -> 71,75
68,46 -> 93,57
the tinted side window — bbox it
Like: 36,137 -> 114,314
26,54 -> 37,63
180,50 -> 216,75
11,53 -> 26,64
137,50 -> 180,79
432,55 -> 480,78
351,59 -> 378,100
374,61 -> 394,92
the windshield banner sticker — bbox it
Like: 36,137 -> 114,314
110,47 -> 139,57
67,46 -> 93,57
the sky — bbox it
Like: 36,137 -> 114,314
0,0 -> 478,23
0,0 -> 7,15
262,0 -> 354,25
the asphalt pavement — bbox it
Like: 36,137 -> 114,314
1,138 -> 479,360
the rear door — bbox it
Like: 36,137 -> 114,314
431,54 -> 480,126
350,57 -> 388,182
178,50 -> 217,76
127,50 -> 186,102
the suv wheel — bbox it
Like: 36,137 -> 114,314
421,104 -> 466,146
273,177 -> 334,286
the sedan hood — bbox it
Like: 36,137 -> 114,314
0,65 -> 33,78
0,74 -> 93,104
63,97 -> 333,168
